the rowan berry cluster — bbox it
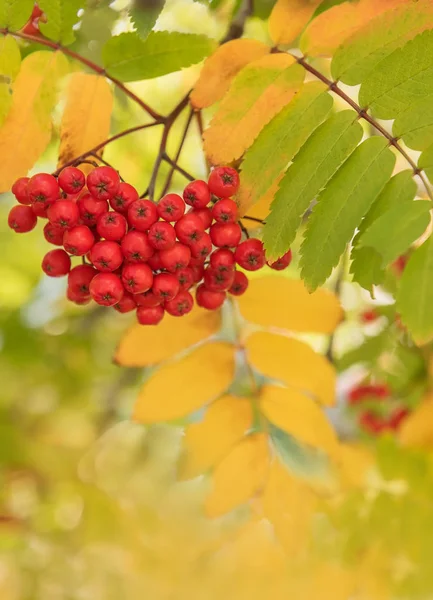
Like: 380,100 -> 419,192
347,383 -> 409,434
8,165 -> 292,325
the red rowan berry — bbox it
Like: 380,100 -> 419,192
110,182 -> 139,213
90,272 -> 124,306
32,202 -> 49,218
58,166 -> 85,194
183,180 -> 211,208
8,205 -> 37,233
87,166 -> 120,201
359,411 -> 387,435
208,166 -> 239,198
96,211 -> 127,241
67,287 -> 91,305
148,221 -> 176,250
190,263 -> 205,283
234,238 -> 265,271
388,407 -> 409,430
267,249 -> 292,271
211,198 -> 238,223
157,193 -> 185,221
203,267 -> 235,292
229,271 -> 248,296
63,225 -> 95,256
12,177 -> 31,204
175,213 -> 205,245
44,222 -> 64,245
190,231 -> 212,259
152,272 -> 179,302
122,263 -> 153,294
127,199 -> 158,231
47,199 -> 80,230
165,291 -> 194,317
210,222 -> 241,248
114,293 -> 137,313
147,251 -> 163,271
136,305 -> 164,325
159,242 -> 191,272
77,193 -> 108,226
347,383 -> 390,406
176,267 -> 194,291
361,309 -> 378,323
210,248 -> 235,272
42,249 -> 71,277
189,206 -> 212,229
135,289 -> 161,308
89,240 -> 123,272
120,230 -> 154,263
27,173 -> 59,205
196,284 -> 225,310
68,264 -> 97,296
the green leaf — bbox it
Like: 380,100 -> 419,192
359,30 -> 433,120
397,235 -> 433,345
0,35 -> 21,127
300,137 -> 395,291
331,1 -> 433,85
350,246 -> 386,292
37,0 -> 84,46
336,329 -> 391,371
393,95 -> 433,151
419,142 -> 433,182
263,110 -> 363,260
129,0 -> 165,39
102,31 -> 216,82
0,0 -> 33,29
238,82 -> 332,214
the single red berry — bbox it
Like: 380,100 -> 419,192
89,240 -> 123,272
27,173 -> 59,205
136,305 -> 165,325
32,202 -> 49,218
89,272 -> 124,306
152,272 -> 180,302
42,249 -> 71,277
359,411 -> 387,435
190,263 -> 205,283
110,182 -> 139,213
210,222 -> 241,248
203,267 -> 235,292
135,290 -> 161,308
58,166 -> 85,194
208,166 -> 239,198
361,309 -> 378,323
159,242 -> 191,272
190,231 -> 212,260
77,193 -> 108,226
96,211 -> 127,241
121,230 -> 154,263
87,166 -> 120,201
8,205 -> 37,233
210,248 -> 235,272
63,225 -> 95,256
148,221 -> 176,251
189,255 -> 206,267
183,180 -> 211,208
229,271 -> 248,296
189,206 -> 212,230
47,199 -> 80,230
196,284 -> 225,310
12,177 -> 31,204
122,263 -> 153,294
44,222 -> 64,245
267,249 -> 292,271
176,267 -> 194,291
388,407 -> 409,430
175,213 -> 205,245
165,290 -> 194,317
211,198 -> 238,224
114,293 -> 137,313
235,238 -> 265,271
157,193 -> 185,222
127,199 -> 158,231
147,251 -> 163,271
67,287 -> 91,305
68,264 -> 97,296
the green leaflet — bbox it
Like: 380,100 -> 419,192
419,142 -> 433,182
393,95 -> 433,151
332,1 -> 433,85
337,328 -> 391,372
238,82 -> 332,214
397,236 -> 433,345
0,0 -> 33,29
350,247 -> 385,292
0,35 -> 21,127
359,30 -> 433,120
38,0 -> 84,46
129,0 -> 165,39
263,110 -> 362,260
102,31 -> 215,82
300,137 -> 395,292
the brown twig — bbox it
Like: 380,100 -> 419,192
242,215 -> 265,225
161,108 -> 195,195
162,153 -> 195,182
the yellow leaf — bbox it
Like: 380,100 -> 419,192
133,341 -> 235,423
0,51 -> 68,192
0,36 -> 21,128
205,432 -> 269,517
58,73 -> 113,168
115,305 -> 221,367
203,54 -> 304,165
337,443 -> 374,488
236,276 -> 343,333
246,331 -> 336,406
399,396 -> 433,449
260,385 -> 339,455
300,0 -> 406,56
240,175 -> 281,228
178,395 -> 253,480
190,39 -> 270,109
269,0 -> 323,45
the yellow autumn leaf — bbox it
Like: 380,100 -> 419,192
115,305 -> 221,367
203,54 -> 304,165
237,276 -> 343,333
58,73 -> 113,168
133,341 -> 235,423
300,0 -> 406,56
399,395 -> 433,449
205,432 -> 269,517
0,51 -> 68,192
178,395 -> 253,480
259,385 -> 339,456
190,39 -> 270,109
245,331 -> 336,407
240,175 -> 281,229
0,36 -> 21,128
337,443 -> 374,488
269,0 -> 323,46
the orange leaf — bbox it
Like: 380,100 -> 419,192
240,175 -> 281,228
203,54 -> 304,165
190,39 -> 270,109
269,0 -> 323,46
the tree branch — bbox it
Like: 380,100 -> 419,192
221,0 -> 254,43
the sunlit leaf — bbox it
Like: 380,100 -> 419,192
393,95 -> 433,151
337,443 -> 374,488
129,0 -> 165,39
37,0 -> 84,45
0,0 -> 33,29
0,35 -> 21,128
268,0 -> 323,46
399,395 -> 433,448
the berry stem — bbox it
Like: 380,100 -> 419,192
241,215 -> 265,225
88,152 -> 125,182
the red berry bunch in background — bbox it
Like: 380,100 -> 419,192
8,165 -> 292,325
347,382 -> 409,435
